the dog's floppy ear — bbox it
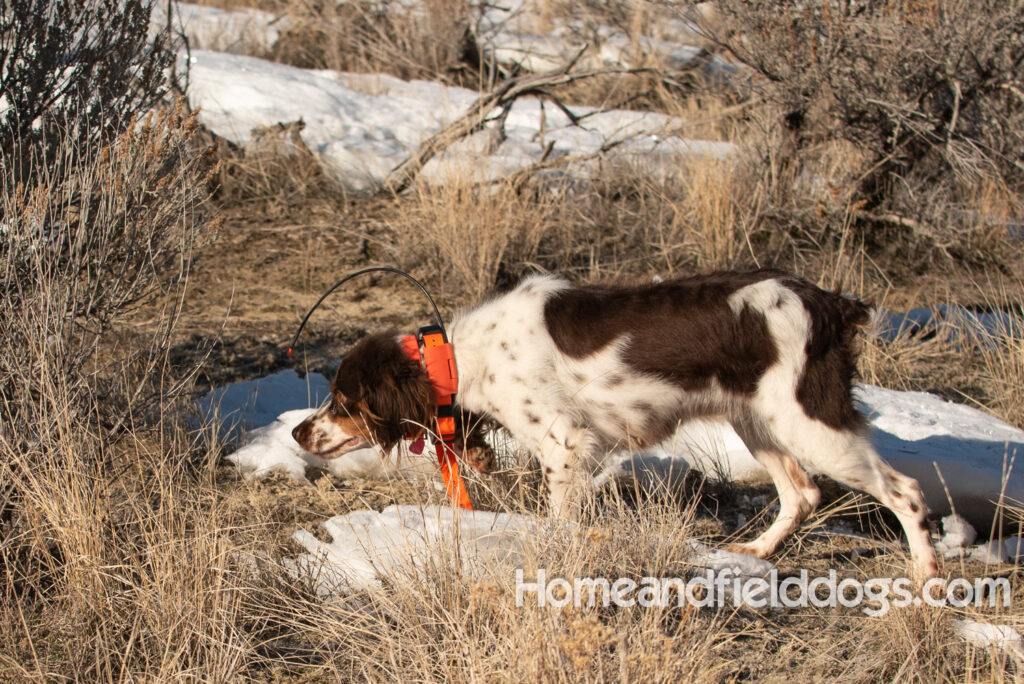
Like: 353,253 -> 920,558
334,332 -> 436,451
363,358 -> 435,451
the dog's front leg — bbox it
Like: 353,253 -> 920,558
493,406 -> 595,519
535,419 -> 594,520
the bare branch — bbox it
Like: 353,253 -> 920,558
383,61 -> 662,194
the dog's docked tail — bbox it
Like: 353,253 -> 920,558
837,293 -> 873,346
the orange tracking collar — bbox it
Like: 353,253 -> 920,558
400,326 -> 473,510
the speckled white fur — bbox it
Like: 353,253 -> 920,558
448,274 -> 938,579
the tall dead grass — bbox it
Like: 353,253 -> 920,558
382,150 -> 764,299
385,166 -> 558,298
273,0 -> 475,84
4,437 -> 1020,681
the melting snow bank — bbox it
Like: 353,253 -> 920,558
183,50 -> 733,193
856,384 -> 1023,531
602,384 -> 1024,531
476,0 -> 735,79
285,505 -> 773,597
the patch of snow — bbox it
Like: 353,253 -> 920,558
154,3 -> 284,54
856,384 -> 1023,530
287,505 -> 539,595
473,0 -> 735,80
953,620 -> 1024,661
969,539 -> 1010,564
285,504 -> 773,597
921,513 -> 1024,566
182,50 -> 733,193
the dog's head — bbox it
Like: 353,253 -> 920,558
292,331 -> 434,458
291,331 -> 496,473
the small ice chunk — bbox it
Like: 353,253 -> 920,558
936,513 -> 978,557
953,620 -> 1024,661
969,540 -> 1008,564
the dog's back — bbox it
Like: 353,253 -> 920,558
538,270 -> 871,439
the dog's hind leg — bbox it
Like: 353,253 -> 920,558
726,439 -> 821,559
817,440 -> 938,580
768,413 -> 939,579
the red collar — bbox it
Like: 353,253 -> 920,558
399,326 -> 471,510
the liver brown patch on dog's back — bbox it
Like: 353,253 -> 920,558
542,271 -> 780,395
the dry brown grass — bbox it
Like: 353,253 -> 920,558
272,0 -> 475,84
384,165 -> 558,299
5,429 -> 1021,681
4,2 -> 1024,680
211,119 -> 348,214
377,146 -> 767,301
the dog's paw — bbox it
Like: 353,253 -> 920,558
725,541 -> 772,559
459,445 -> 496,475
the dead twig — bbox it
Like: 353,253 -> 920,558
853,209 -> 952,249
499,138 -> 629,195
382,49 -> 663,194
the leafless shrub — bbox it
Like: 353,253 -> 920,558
0,102 -> 217,444
691,0 -> 1024,256
0,99 -> 225,677
0,0 -> 175,162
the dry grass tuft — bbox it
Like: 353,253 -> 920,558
273,0 -> 475,84
380,150 -> 766,299
385,169 -> 558,299
211,119 -> 348,214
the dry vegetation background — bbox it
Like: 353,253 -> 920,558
2,0 -> 1024,680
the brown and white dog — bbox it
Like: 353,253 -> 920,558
292,270 -> 939,578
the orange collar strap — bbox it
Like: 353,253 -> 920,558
400,326 -> 472,510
